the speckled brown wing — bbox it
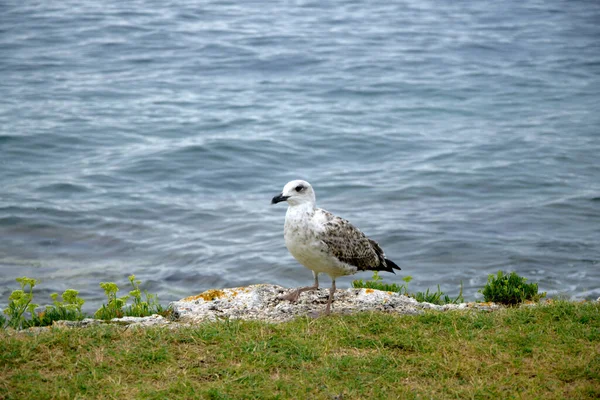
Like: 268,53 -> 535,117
318,210 -> 385,271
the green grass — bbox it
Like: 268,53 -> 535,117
1,301 -> 598,399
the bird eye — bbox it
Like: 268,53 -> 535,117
295,185 -> 303,192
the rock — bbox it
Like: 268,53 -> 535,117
109,314 -> 170,327
49,315 -> 170,329
170,284 -> 458,323
53,318 -> 103,328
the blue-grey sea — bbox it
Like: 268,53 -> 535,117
1,0 -> 599,312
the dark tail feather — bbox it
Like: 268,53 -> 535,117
383,258 -> 401,274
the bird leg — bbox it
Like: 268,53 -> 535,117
324,279 -> 336,315
282,272 -> 319,302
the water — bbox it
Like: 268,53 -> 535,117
1,0 -> 599,312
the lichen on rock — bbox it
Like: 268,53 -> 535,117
170,284 -> 430,323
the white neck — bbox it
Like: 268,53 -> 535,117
285,201 -> 315,219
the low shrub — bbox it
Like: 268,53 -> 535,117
479,271 -> 546,305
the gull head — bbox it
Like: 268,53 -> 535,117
271,180 -> 316,207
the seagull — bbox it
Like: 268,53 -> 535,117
271,179 -> 400,315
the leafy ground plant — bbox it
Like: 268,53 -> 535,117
1,275 -> 167,328
353,272 -> 464,305
123,275 -> 165,317
2,277 -> 87,329
94,282 -> 130,320
3,277 -> 39,329
94,275 -> 165,320
479,270 -> 546,305
414,282 -> 464,305
34,289 -> 87,326
352,272 -> 412,294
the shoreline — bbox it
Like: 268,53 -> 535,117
4,284 -> 598,333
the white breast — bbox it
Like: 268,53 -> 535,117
283,205 -> 358,277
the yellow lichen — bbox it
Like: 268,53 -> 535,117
365,289 -> 374,294
183,289 -> 226,302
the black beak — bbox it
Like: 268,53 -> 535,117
271,193 -> 289,204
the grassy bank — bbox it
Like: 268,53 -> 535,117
1,301 -> 599,399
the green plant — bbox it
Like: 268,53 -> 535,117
414,281 -> 464,305
1,275 -> 166,328
1,278 -> 88,329
123,275 -> 164,317
3,277 -> 39,329
352,272 -> 412,295
353,273 -> 464,305
94,282 -> 130,320
479,271 -> 546,305
34,289 -> 87,327
93,276 -> 165,320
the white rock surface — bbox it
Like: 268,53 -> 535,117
109,314 -> 170,327
53,318 -> 103,328
169,284 -> 493,323
48,315 -> 171,329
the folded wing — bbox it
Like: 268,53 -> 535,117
317,210 -> 399,273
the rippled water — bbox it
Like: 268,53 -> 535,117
1,0 -> 599,311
